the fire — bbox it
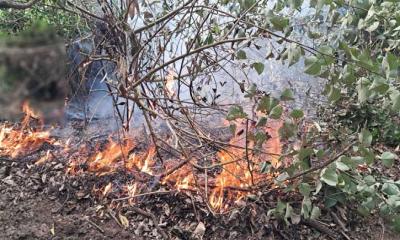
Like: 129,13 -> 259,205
163,164 -> 195,191
208,119 -> 283,211
265,119 -> 283,167
126,145 -> 156,175
67,137 -> 157,176
0,102 -> 284,214
161,119 -> 282,212
0,102 -> 53,158
87,138 -> 135,174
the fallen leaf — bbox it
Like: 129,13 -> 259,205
119,213 -> 129,228
193,222 -> 206,239
50,223 -> 55,236
102,183 -> 113,197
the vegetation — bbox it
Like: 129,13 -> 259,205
1,0 -> 400,235
0,0 -> 87,38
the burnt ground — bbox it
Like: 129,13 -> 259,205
1,151 -> 399,240
0,121 -> 398,240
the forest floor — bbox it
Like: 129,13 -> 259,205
0,122 -> 398,240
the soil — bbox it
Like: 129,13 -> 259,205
0,123 -> 399,240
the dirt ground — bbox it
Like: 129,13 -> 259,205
1,150 -> 399,240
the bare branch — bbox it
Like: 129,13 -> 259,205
0,0 -> 40,9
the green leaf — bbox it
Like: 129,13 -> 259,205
279,120 -> 297,140
382,52 -> 399,79
380,151 -> 397,168
252,62 -> 265,75
382,183 -> 400,196
288,44 -> 302,66
369,77 -> 389,94
304,56 -> 322,76
269,105 -> 283,119
244,83 -> 257,98
268,12 -> 289,31
359,129 -> 373,147
321,167 -> 338,187
357,78 -> 371,104
392,215 -> 400,232
297,148 -> 313,161
310,206 -> 321,220
314,180 -> 322,195
299,183 -> 311,197
328,86 -> 341,103
237,50 -> 247,60
366,21 -> 379,32
281,89 -> 294,101
257,95 -> 279,113
390,90 -> 400,113
336,161 -> 350,171
226,106 -> 247,121
256,117 -> 268,127
301,196 -> 312,219
290,109 -> 304,119
364,175 -> 376,186
289,0 -> 303,9
260,162 -> 271,174
254,131 -> 267,146
342,65 -> 357,84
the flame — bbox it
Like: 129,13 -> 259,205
265,119 -> 283,167
0,101 -> 286,213
0,102 -> 53,158
68,138 -> 158,176
160,118 -> 283,212
126,145 -> 156,174
87,138 -> 135,174
208,119 -> 283,211
162,162 -> 195,191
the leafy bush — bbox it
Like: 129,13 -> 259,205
0,0 -> 87,39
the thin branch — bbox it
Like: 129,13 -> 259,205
0,0 -> 40,9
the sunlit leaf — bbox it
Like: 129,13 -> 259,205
226,106 -> 247,121
321,167 -> 338,186
269,105 -> 283,119
281,89 -> 294,101
299,183 -> 311,197
236,50 -> 247,60
359,129 -> 373,147
380,151 -> 397,168
252,62 -> 265,75
290,109 -> 304,119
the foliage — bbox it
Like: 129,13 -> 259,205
222,0 -> 400,231
1,0 -> 400,232
0,0 -> 87,39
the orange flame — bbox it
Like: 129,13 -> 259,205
0,102 -> 53,158
126,145 -> 156,175
87,138 -> 135,174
